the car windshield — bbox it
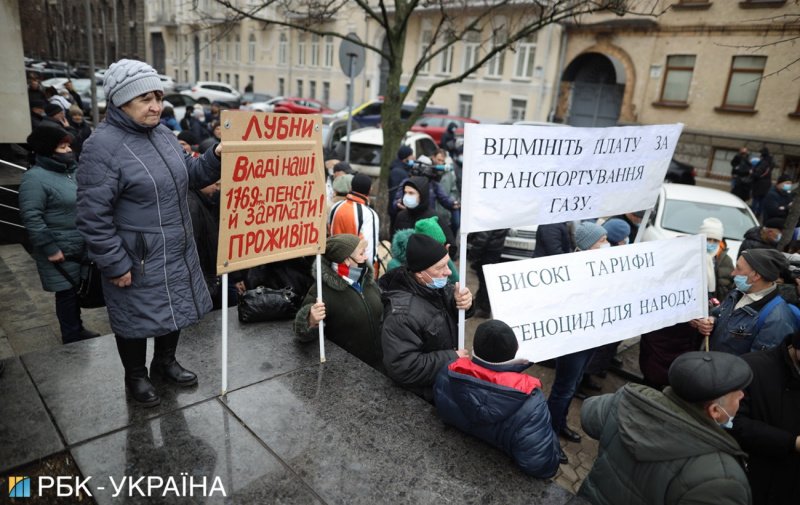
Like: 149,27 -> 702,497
661,199 -> 757,240
335,142 -> 381,165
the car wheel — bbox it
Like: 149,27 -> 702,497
197,97 -> 210,105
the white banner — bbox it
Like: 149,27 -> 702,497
460,123 -> 683,233
483,235 -> 707,362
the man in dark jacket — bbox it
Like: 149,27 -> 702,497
434,320 -> 560,477
388,145 -> 414,231
380,233 -> 472,401
749,149 -> 775,219
579,351 -> 753,505
469,229 -> 508,318
762,175 -> 793,224
739,218 -> 784,257
533,221 -> 573,257
731,332 -> 800,505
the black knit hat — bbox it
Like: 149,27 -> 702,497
333,161 -> 353,174
763,217 -> 785,230
27,126 -> 72,156
177,130 -> 198,146
44,103 -> 63,117
351,173 -> 372,196
406,233 -> 448,272
668,351 -> 752,403
741,248 -> 788,282
397,145 -> 413,160
473,320 -> 519,363
324,234 -> 360,263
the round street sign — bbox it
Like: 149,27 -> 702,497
339,32 -> 366,78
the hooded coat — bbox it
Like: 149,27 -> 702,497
731,338 -> 800,505
76,105 -> 221,338
738,226 -> 775,257
433,357 -> 560,478
762,185 -> 792,222
293,260 -> 383,370
379,266 -> 472,401
19,155 -> 85,292
579,384 -> 751,505
393,175 -> 455,241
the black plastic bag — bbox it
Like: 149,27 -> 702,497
237,286 -> 296,324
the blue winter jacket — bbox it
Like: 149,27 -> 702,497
710,288 -> 798,355
76,105 -> 220,338
433,357 -> 560,478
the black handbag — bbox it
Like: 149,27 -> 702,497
237,286 -> 296,324
54,261 -> 106,309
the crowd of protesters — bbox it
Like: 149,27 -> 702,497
16,59 -> 800,504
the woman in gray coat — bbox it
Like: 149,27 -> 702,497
76,59 -> 222,407
19,125 -> 100,344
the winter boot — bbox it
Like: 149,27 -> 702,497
150,332 -> 197,386
115,336 -> 160,407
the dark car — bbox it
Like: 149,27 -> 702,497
665,158 -> 697,185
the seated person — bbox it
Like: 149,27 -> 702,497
434,320 -> 561,478
293,234 -> 383,370
380,233 -> 472,401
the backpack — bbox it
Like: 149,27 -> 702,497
753,295 -> 800,334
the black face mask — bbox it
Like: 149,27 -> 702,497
51,152 -> 75,166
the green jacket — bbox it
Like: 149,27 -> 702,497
579,384 -> 751,505
294,261 -> 383,370
19,155 -> 85,292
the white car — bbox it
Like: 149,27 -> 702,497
641,183 -> 758,261
180,81 -> 240,106
335,128 -> 438,177
241,95 -> 284,112
158,74 -> 176,93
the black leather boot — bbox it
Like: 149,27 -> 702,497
150,332 -> 197,386
115,336 -> 160,407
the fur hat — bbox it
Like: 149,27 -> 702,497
325,234 -> 360,263
103,59 -> 163,107
27,125 -> 72,156
602,218 -> 631,244
575,221 -> 607,251
351,173 -> 372,196
668,351 -> 752,403
414,216 -> 446,244
406,233 -> 448,272
473,320 -> 519,363
698,217 -> 724,242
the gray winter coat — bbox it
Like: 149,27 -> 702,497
19,155 -> 85,292
579,384 -> 751,505
76,105 -> 221,338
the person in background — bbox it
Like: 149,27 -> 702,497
610,210 -> 645,242
177,131 -> 199,157
533,221 -> 573,258
730,331 -> 800,505
293,234 -> 383,370
30,100 -> 46,130
27,76 -> 47,103
388,145 -> 414,234
701,217 -> 735,301
579,351 -> 753,505
388,216 -> 458,284
731,150 -> 753,203
468,228 -> 508,319
439,121 -> 458,159
762,174 -> 793,224
328,173 -> 380,273
198,120 -> 221,153
67,105 -> 92,160
76,59 -> 222,408
739,218 -> 784,257
432,148 -> 460,235
750,148 -> 774,219
45,86 -> 73,112
380,233 -> 472,401
42,104 -> 74,133
159,105 -> 181,132
19,125 -> 100,344
601,218 -> 631,246
393,176 -> 456,248
434,319 -> 561,476
391,155 -> 458,234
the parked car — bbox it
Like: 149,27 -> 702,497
41,77 -> 106,115
158,74 -> 177,93
163,93 -> 203,122
665,158 -> 698,185
334,128 -> 438,177
240,92 -> 274,110
641,183 -> 758,260
321,117 -> 363,156
181,81 -> 241,107
272,97 -> 333,115
331,98 -> 449,127
410,114 -> 479,145
241,95 -> 284,112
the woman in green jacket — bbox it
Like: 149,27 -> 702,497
19,125 -> 99,344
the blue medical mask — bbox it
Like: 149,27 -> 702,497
716,404 -> 735,429
426,276 -> 448,289
402,194 -> 419,209
782,183 -> 792,192
707,242 -> 719,254
406,159 -> 415,167
733,274 -> 752,292
434,164 -> 446,172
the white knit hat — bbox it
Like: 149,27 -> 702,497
698,217 -> 724,241
103,59 -> 163,107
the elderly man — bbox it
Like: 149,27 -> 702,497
730,331 -> 800,505
739,217 -> 784,257
692,248 -> 799,355
579,351 -> 753,505
380,233 -> 472,401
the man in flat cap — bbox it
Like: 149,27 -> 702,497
579,351 -> 753,505
380,233 -> 472,401
691,248 -> 800,355
729,330 -> 800,505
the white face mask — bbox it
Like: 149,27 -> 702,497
403,193 -> 419,209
